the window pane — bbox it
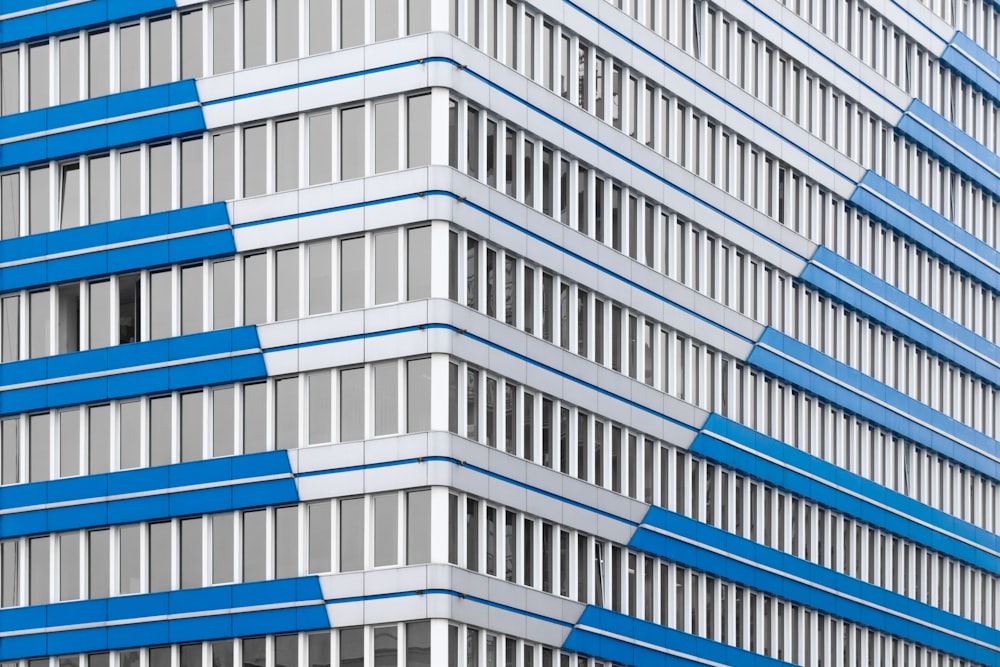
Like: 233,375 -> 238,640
373,361 -> 398,436
149,396 -> 172,466
308,370 -> 331,444
119,524 -> 140,594
341,0 -> 364,48
275,505 -> 298,577
340,237 -> 365,310
59,409 -> 80,477
243,0 -> 266,68
375,99 -> 399,173
373,494 -> 398,567
28,43 -> 49,110
149,17 -> 172,86
0,419 -> 16,485
119,25 -> 140,91
374,230 -> 398,304
180,517 -> 202,588
89,155 -> 110,223
57,284 -> 79,353
310,0 -> 333,53
1,296 -> 18,361
1,171 -> 20,238
374,625 -> 397,667
119,150 -> 141,218
275,376 -> 298,449
28,166 -> 49,234
149,522 -> 172,591
309,112 -> 332,184
406,226 -> 431,299
1,539 -> 17,606
59,532 -> 80,600
407,489 -> 431,564
181,264 -> 204,334
340,367 -> 364,441
308,240 -> 332,314
275,247 -> 299,320
340,497 -> 364,570
180,645 -> 201,667
213,259 -> 235,328
212,643 -> 233,667
243,509 -> 266,581
88,405 -> 110,474
275,118 -> 299,191
374,0 -> 398,40
212,386 -> 235,457
213,131 -> 234,201
243,253 -> 266,324
308,634 -> 331,667
118,272 -> 140,344
181,10 -> 204,79
340,106 -> 364,179
274,635 -> 297,667
407,0 -> 431,34
29,290 -> 49,358
149,143 -> 172,213
87,280 -> 110,349
29,413 -> 49,482
407,93 -> 432,167
212,513 -> 234,583
59,38 -> 80,103
213,4 -> 234,74
181,138 -> 204,208
243,382 -> 266,453
88,529 -> 109,598
406,358 -> 431,432
29,537 -> 49,604
150,269 -> 173,339
1,50 -> 20,114
181,391 -> 203,461
308,501 -> 331,573
119,399 -> 141,469
88,31 -> 110,97
276,0 -> 299,61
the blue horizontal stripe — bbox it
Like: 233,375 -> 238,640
749,328 -> 1000,482
1,106 -> 204,170
0,449 -> 290,512
0,0 -> 174,49
693,413 -> 1000,581
940,33 -> 1000,107
0,80 -> 199,142
565,606 -> 792,667
0,577 -> 326,661
851,172 -> 1000,291
630,512 -> 1000,665
0,204 -> 234,294
807,247 -> 1000,369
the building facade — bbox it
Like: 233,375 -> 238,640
1,0 -> 1000,664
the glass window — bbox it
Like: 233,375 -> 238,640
243,382 -> 266,453
119,524 -> 140,594
243,509 -> 266,581
275,247 -> 299,321
118,273 -> 140,344
89,155 -> 110,223
1,171 -> 19,239
375,99 -> 399,173
308,634 -> 331,667
59,409 -> 80,477
28,166 -> 49,234
374,625 -> 397,667
309,0 -> 333,54
275,376 -> 298,449
340,106 -> 365,179
212,642 -> 233,667
273,119 -> 299,191
181,264 -> 203,335
341,0 -> 364,48
341,628 -> 364,667
149,17 -> 172,86
275,505 -> 298,577
213,259 -> 235,328
88,404 -> 110,474
213,4 -> 235,74
59,38 -> 80,103
57,284 -> 80,353
29,537 -> 49,604
243,0 -> 266,68
243,125 -> 266,197
243,253 -> 267,324
119,150 -> 141,218
28,290 -> 49,358
242,639 -> 265,667
59,532 -> 80,600
340,237 -> 365,310
407,0 -> 431,34
180,645 -> 202,667
181,138 -> 203,208
212,386 -> 235,457
407,226 -> 431,299
276,0 -> 299,61
308,370 -> 331,444
309,112 -> 332,184
407,94 -> 432,167
213,131 -> 235,201
119,399 -> 141,470
88,529 -> 109,598
308,501 -> 331,573
275,635 -> 297,667
1,540 -> 17,607
1,50 -> 20,114
212,513 -> 234,583
86,281 -> 110,350
149,143 -> 171,213
119,25 -> 140,91
1,296 -> 18,362
407,489 -> 431,563
406,358 -> 431,432
181,10 -> 204,79
375,0 -> 398,41
149,522 -> 172,592
373,361 -> 398,436
150,269 -> 173,339
28,43 -> 49,110
88,31 -> 110,97
308,240 -> 332,314
340,497 -> 364,570
340,367 -> 364,441
374,230 -> 398,304
181,391 -> 203,462
29,413 -> 49,482
149,396 -> 172,466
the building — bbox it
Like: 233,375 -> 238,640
2,0 -> 1000,664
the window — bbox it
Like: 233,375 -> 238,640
407,94 -> 432,167
341,106 -> 365,179
1,50 -> 20,114
119,25 -> 140,91
28,43 -> 49,110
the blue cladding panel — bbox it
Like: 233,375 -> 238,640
897,112 -> 1000,201
906,100 -> 1000,178
940,33 -> 1000,106
0,0 -> 175,49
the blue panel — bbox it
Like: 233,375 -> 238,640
692,414 -> 1000,580
906,100 -> 1000,180
940,33 -> 1000,106
0,0 -> 175,49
